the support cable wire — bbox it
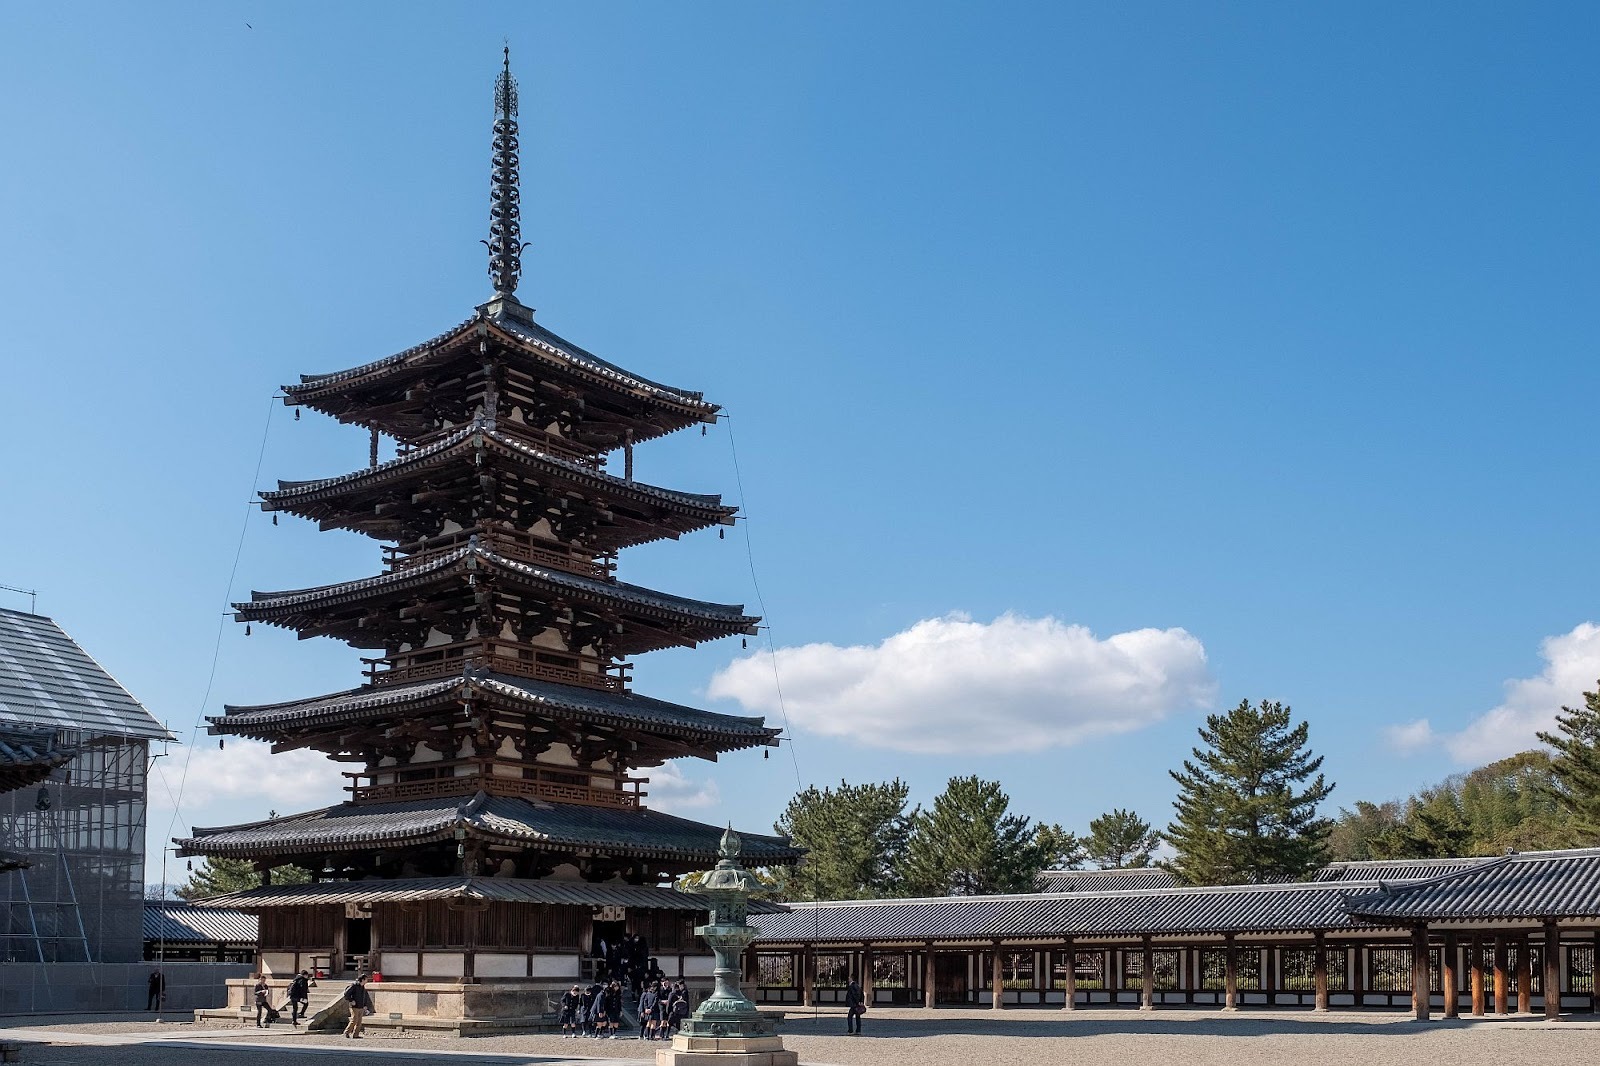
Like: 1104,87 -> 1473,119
158,393 -> 278,850
721,413 -> 822,1017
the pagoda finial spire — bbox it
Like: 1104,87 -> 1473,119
485,44 -> 526,299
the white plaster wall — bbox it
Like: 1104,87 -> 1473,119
382,953 -> 419,977
682,957 -> 716,978
476,954 -> 528,978
260,952 -> 296,977
531,955 -> 580,978
421,952 -> 466,977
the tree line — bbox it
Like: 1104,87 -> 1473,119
774,685 -> 1600,899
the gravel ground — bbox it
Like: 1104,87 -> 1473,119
2,1007 -> 1598,1066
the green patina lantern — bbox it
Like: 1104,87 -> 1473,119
676,825 -> 780,1042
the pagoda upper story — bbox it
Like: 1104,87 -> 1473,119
188,52 -> 787,881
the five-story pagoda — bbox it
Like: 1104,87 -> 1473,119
180,53 -> 799,1014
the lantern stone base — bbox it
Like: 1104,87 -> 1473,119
655,1033 -> 800,1066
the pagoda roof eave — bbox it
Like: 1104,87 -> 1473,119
207,669 -> 780,752
233,545 -> 758,638
260,420 -> 737,535
283,307 -> 718,423
175,790 -> 803,866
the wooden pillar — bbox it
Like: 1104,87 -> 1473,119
861,944 -> 874,1007
1494,934 -> 1509,1014
1141,935 -> 1155,1011
1411,924 -> 1431,1022
1352,943 -> 1364,1004
1470,936 -> 1485,1016
1313,932 -> 1329,1012
991,942 -> 1005,1010
922,943 -> 936,1009
1223,934 -> 1238,1011
1061,938 -> 1076,1011
1544,920 -> 1561,1021
1517,936 -> 1532,1015
801,946 -> 814,1008
1442,930 -> 1458,1019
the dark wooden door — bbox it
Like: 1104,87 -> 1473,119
934,954 -> 968,1005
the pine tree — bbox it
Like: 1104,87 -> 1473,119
177,857 -> 310,900
899,776 -> 1046,896
1034,823 -> 1086,872
773,779 -> 914,901
1538,681 -> 1600,843
1165,699 -> 1334,885
1084,808 -> 1160,868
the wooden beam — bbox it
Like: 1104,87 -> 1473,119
1442,930 -> 1458,1019
1517,935 -> 1532,1015
1141,935 -> 1155,1011
1494,933 -> 1509,1015
1313,932 -> 1329,1013
1061,937 -> 1076,1012
1544,920 -> 1561,1021
1411,924 -> 1431,1022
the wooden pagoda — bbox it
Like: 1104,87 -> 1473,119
177,54 -> 798,1015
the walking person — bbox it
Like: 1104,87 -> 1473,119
286,969 -> 311,1026
343,973 -> 373,1039
253,975 -> 275,1027
146,969 -> 165,1012
845,979 -> 866,1035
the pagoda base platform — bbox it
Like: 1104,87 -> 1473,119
656,1033 -> 799,1066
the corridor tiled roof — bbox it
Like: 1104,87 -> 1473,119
178,791 -> 803,866
1037,868 -> 1178,892
144,901 -> 259,943
0,608 -> 170,741
1341,848 -> 1600,921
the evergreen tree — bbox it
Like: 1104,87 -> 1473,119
899,776 -> 1046,896
1084,808 -> 1160,868
1538,681 -> 1600,843
773,779 -> 914,901
1165,699 -> 1334,884
177,857 -> 310,900
1034,823 -> 1087,872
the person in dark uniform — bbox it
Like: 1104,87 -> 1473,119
146,970 -> 165,1012
845,979 -> 866,1035
558,984 -> 582,1037
286,970 -> 311,1026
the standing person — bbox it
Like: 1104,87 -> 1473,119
604,980 -> 624,1038
637,980 -> 659,1041
558,984 -> 582,1038
286,970 -> 311,1027
146,969 -> 165,1012
583,981 -> 605,1037
667,989 -> 689,1036
845,979 -> 866,1035
342,973 -> 373,1039
253,975 -> 274,1027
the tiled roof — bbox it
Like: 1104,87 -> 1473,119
190,875 -> 787,913
178,790 -> 803,866
0,725 -> 75,792
143,901 -> 259,943
0,608 -> 170,741
0,849 -> 32,872
752,882 -> 1397,943
210,669 -> 779,751
1037,868 -> 1179,892
263,421 -> 734,523
1341,848 -> 1600,922
1313,857 -> 1493,883
237,545 -> 756,629
286,307 -> 716,414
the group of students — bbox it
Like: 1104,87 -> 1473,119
251,969 -> 315,1028
558,976 -> 690,1040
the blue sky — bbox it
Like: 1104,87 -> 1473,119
2,3 -> 1598,882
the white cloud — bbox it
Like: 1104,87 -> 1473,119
1398,622 -> 1600,764
150,740 -> 344,829
707,612 -> 1215,755
1385,718 -> 1436,754
646,762 -> 720,813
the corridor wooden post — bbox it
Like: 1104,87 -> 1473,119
1544,920 -> 1561,1021
801,946 -> 814,1008
1141,935 -> 1155,1011
1313,932 -> 1329,1012
1411,924 -> 1431,1022
1061,938 -> 1076,1011
1494,934 -> 1509,1014
1470,936 -> 1485,1016
1223,934 -> 1238,1011
1442,930 -> 1458,1019
861,944 -> 874,1008
991,942 -> 1005,1010
1517,937 -> 1532,1015
922,942 -> 935,1009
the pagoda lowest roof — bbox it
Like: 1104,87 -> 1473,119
177,790 -> 803,867
210,668 -> 780,755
